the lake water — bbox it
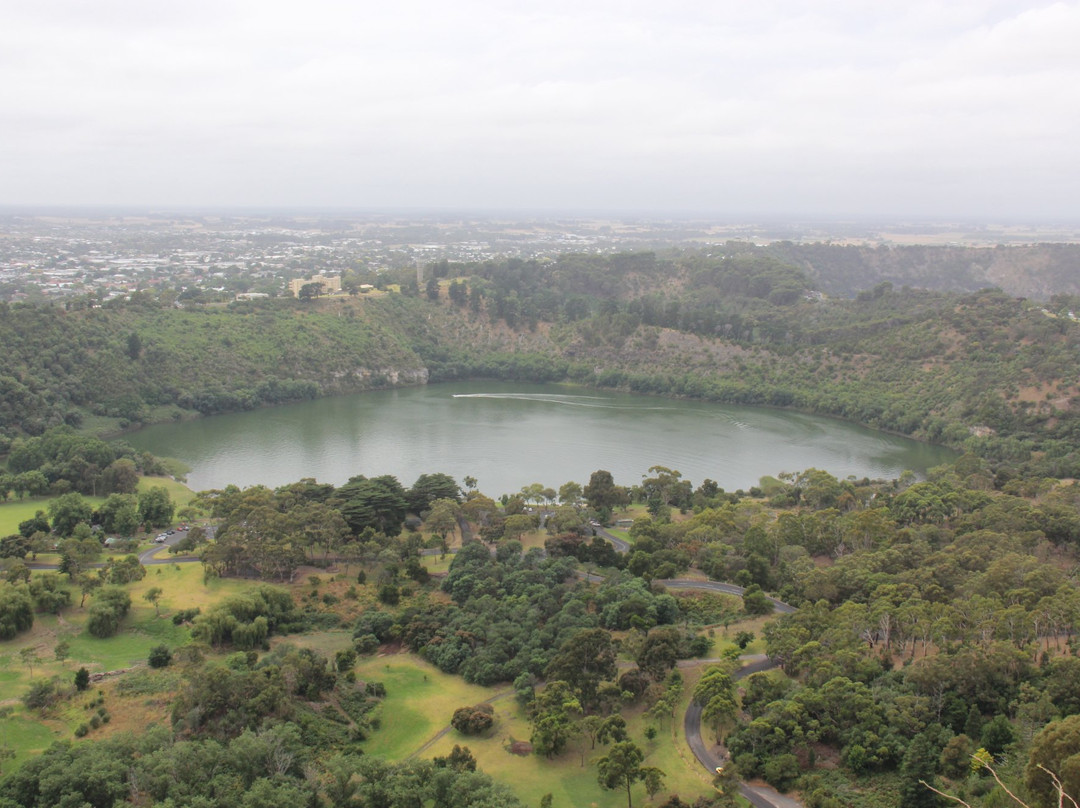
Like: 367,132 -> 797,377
123,382 -> 956,497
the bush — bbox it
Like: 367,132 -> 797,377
354,634 -> 380,655
335,647 -> 357,672
74,667 -> 90,691
172,607 -> 201,625
762,753 -> 800,791
87,605 -> 121,638
148,644 -> 172,668
377,584 -> 400,605
87,588 -> 132,638
451,702 -> 495,735
23,679 -> 60,711
74,723 -> 89,737
0,583 -> 34,639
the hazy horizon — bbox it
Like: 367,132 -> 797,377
5,2 -> 1078,218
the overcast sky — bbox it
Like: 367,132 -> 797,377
3,1 -> 1078,217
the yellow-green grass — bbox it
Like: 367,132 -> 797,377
125,560 -> 254,613
3,564 -> 249,685
421,555 -> 454,575
270,630 -> 355,658
137,476 -> 195,509
516,529 -> 547,552
0,707 -> 67,769
0,497 -> 103,537
0,475 -> 191,537
353,653 -> 716,808
353,654 -> 496,760
1,565 -> 258,763
422,680 -> 716,808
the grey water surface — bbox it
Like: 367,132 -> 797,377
123,382 -> 956,496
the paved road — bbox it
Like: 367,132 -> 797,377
591,524 -> 630,553
593,525 -> 802,808
137,525 -> 212,565
27,526 -> 210,571
656,578 -> 797,615
682,656 -> 804,808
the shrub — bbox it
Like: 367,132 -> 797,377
172,607 -> 201,625
74,667 -> 90,691
377,584 -> 400,605
451,702 -> 495,735
355,634 -> 379,655
87,588 -> 132,638
0,583 -> 34,639
23,679 -> 59,711
148,644 -> 172,668
335,647 -> 357,672
87,606 -> 120,638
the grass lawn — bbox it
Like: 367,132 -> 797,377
0,496 -> 104,537
0,708 -> 67,769
517,529 -> 547,552
0,565 -> 248,700
0,474 -> 192,537
353,654 -> 495,760
0,562 -> 259,767
354,652 -> 717,808
420,554 -> 454,575
422,679 -> 717,808
136,476 -> 195,509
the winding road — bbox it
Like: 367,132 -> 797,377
595,525 -> 803,808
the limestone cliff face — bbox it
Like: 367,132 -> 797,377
324,366 -> 429,392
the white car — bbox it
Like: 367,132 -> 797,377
155,534 -> 168,543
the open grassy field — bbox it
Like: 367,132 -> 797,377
135,475 -> 195,509
353,652 -> 718,808
0,562 -> 256,768
0,475 -> 193,537
0,496 -> 105,537
354,654 -> 496,760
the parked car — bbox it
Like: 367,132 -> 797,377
155,534 -> 168,543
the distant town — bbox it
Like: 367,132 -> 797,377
2,210 -> 1078,304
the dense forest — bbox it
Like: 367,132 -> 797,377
4,249 -> 1080,807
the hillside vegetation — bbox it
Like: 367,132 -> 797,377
7,249 -> 1080,478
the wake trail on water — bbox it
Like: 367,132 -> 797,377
452,393 -> 754,424
452,393 -> 629,410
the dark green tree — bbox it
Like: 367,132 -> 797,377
1026,714 -> 1080,807
137,486 -> 175,529
596,740 -> 650,808
898,731 -> 944,808
584,470 -> 629,522
0,584 -> 33,639
408,472 -> 461,512
148,644 -> 172,668
48,492 -> 93,537
544,628 -> 617,712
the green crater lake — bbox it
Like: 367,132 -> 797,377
124,382 -> 956,496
